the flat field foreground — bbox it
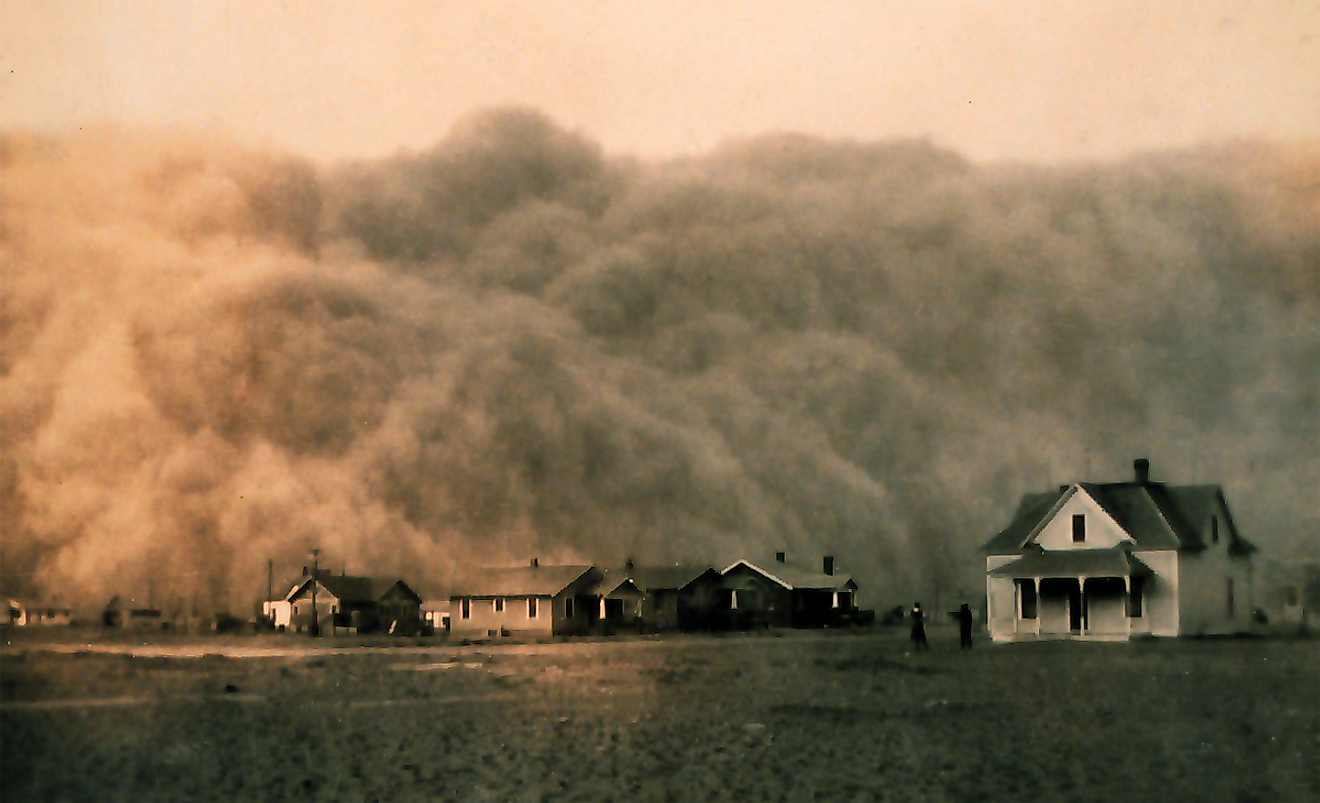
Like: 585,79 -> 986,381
2,629 -> 1318,802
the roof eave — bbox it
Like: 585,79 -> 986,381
721,560 -> 794,589
1228,540 -> 1258,557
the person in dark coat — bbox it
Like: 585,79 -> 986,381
957,603 -> 974,649
910,602 -> 929,650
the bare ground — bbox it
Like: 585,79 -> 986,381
2,628 -> 1318,802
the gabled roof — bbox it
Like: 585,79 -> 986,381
377,579 -> 423,603
316,575 -> 379,603
983,480 -> 1256,555
448,565 -> 596,598
590,565 -> 719,597
981,490 -> 1070,554
722,560 -> 858,592
627,565 -> 720,592
289,572 -> 416,604
1152,484 -> 1255,555
1080,483 -> 1185,550
591,575 -> 646,599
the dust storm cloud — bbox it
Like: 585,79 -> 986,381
2,110 -> 1317,613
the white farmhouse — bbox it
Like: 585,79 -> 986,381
983,459 -> 1256,641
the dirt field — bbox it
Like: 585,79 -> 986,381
3,627 -> 1318,802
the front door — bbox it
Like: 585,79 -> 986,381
1068,585 -> 1083,632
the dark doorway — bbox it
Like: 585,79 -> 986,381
1069,584 -> 1083,632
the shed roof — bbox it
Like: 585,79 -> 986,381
989,548 -> 1155,579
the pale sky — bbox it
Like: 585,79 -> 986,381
4,0 -> 1319,163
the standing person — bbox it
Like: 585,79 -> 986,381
958,603 -> 974,649
910,602 -> 929,650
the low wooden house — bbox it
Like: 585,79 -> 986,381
589,569 -> 647,633
589,564 -> 724,633
448,560 -> 601,638
719,554 -> 860,629
101,596 -> 164,629
287,570 -> 422,635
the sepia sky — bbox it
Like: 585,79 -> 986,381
4,0 -> 1320,164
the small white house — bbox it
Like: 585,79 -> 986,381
984,459 -> 1256,642
421,601 -> 450,634
262,598 -> 293,630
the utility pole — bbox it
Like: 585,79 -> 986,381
266,559 -> 274,628
311,548 -> 320,637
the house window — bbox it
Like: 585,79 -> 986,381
565,598 -> 575,618
461,598 -> 471,620
730,590 -> 738,610
1017,580 -> 1038,619
528,597 -> 538,618
1227,578 -> 1235,619
1072,514 -> 1086,543
831,592 -> 840,609
1211,516 -> 1219,545
1128,577 -> 1145,618
494,597 -> 504,613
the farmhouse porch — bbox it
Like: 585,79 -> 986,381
989,548 -> 1154,640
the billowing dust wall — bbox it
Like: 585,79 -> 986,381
2,110 -> 1318,613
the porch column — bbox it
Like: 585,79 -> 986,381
1078,576 -> 1087,635
1033,576 -> 1042,637
1124,576 -> 1132,637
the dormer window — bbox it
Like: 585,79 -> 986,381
1072,514 -> 1086,543
1211,516 -> 1219,545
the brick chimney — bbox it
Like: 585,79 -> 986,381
530,557 -> 539,569
1134,458 -> 1151,484
823,556 -> 835,576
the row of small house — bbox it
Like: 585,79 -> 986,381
6,596 -> 248,633
263,553 -> 866,638
13,458 -> 1314,641
6,600 -> 74,627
